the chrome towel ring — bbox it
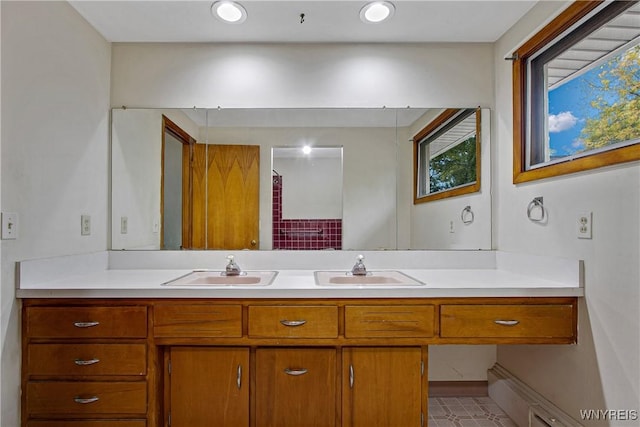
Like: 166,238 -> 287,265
461,205 -> 474,224
527,197 -> 545,222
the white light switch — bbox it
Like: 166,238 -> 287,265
121,216 -> 128,234
1,212 -> 18,239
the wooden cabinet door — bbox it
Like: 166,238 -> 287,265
343,347 -> 423,427
168,347 -> 249,427
256,348 -> 337,427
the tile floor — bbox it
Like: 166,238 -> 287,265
429,396 -> 518,427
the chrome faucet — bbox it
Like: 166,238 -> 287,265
225,255 -> 242,276
351,254 -> 367,276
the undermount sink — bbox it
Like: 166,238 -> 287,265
314,270 -> 424,287
163,270 -> 278,287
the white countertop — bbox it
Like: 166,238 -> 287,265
16,250 -> 584,299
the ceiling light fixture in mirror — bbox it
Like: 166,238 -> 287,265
110,107 -> 491,251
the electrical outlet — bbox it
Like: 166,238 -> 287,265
1,212 -> 18,240
121,216 -> 128,234
577,212 -> 592,239
81,215 -> 91,236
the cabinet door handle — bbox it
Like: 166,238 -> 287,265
280,319 -> 306,327
284,368 -> 308,376
494,319 -> 520,326
237,365 -> 242,389
74,358 -> 100,366
74,396 -> 99,404
73,321 -> 100,328
349,364 -> 354,388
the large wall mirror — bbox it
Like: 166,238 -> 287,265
111,107 -> 491,251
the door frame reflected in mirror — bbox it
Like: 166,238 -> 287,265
110,107 -> 491,251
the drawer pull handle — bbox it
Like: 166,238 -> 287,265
284,368 -> 308,376
349,364 -> 354,388
280,319 -> 306,327
237,365 -> 242,389
74,396 -> 99,404
494,320 -> 520,326
73,321 -> 100,328
74,358 -> 100,366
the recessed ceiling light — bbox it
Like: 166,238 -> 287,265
302,145 -> 312,155
360,1 -> 395,24
211,1 -> 247,24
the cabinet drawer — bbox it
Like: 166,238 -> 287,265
154,304 -> 242,338
26,307 -> 147,339
27,421 -> 146,427
248,306 -> 338,338
27,344 -> 146,376
440,304 -> 575,338
26,381 -> 147,415
345,305 -> 435,338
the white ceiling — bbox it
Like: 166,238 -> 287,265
69,0 -> 537,44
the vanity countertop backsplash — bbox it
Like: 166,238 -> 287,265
16,250 -> 583,299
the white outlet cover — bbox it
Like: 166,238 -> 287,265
577,212 -> 592,239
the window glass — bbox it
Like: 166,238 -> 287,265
514,1 -> 640,182
415,108 -> 480,202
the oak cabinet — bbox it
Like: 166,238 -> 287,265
342,347 -> 425,427
167,347 -> 249,427
255,348 -> 337,427
22,305 -> 149,426
440,304 -> 575,339
26,422 -> 147,427
344,305 -> 435,338
22,297 -> 577,427
248,305 -> 338,338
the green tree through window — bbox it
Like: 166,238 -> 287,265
581,44 -> 640,150
429,136 -> 477,193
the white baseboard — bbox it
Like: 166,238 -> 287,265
488,364 -> 582,427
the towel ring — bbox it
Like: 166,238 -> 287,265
461,206 -> 474,224
527,197 -> 545,222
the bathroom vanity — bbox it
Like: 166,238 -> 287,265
18,251 -> 582,427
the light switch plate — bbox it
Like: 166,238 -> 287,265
81,215 -> 91,236
1,212 -> 18,239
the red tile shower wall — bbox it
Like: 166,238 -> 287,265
272,176 -> 342,250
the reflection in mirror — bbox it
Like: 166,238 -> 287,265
111,107 -> 491,251
272,146 -> 343,250
111,108 -> 206,250
414,108 -> 480,203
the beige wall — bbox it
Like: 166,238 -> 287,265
493,1 -> 640,422
0,2 -> 111,425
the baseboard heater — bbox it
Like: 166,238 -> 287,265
488,364 -> 583,427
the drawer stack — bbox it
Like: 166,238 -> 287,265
23,305 -> 149,427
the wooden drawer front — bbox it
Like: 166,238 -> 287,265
345,305 -> 435,338
154,304 -> 242,338
440,304 -> 575,338
28,344 -> 147,376
256,348 -> 337,427
27,421 -> 146,427
26,381 -> 147,415
248,306 -> 338,338
26,307 -> 147,339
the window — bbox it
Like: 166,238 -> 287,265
513,1 -> 640,183
414,108 -> 480,203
